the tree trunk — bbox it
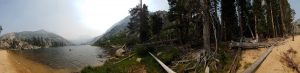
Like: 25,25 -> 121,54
203,0 -> 210,50
237,0 -> 244,38
270,2 -> 276,37
279,0 -> 286,37
255,15 -> 259,41
212,0 -> 219,52
292,25 -> 295,41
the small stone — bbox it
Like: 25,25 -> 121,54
205,66 -> 209,73
136,58 -> 142,62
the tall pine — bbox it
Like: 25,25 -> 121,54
221,0 -> 238,41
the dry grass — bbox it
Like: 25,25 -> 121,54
243,62 -> 252,69
280,48 -> 300,73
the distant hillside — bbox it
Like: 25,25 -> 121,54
85,16 -> 131,45
294,18 -> 300,25
294,18 -> 300,33
0,30 -> 73,49
91,11 -> 168,46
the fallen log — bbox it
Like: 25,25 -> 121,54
149,52 -> 176,73
230,42 -> 270,49
113,53 -> 136,64
243,46 -> 274,73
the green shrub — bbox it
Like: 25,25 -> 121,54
81,66 -> 96,73
81,56 -> 140,73
142,55 -> 166,73
158,47 -> 180,64
134,45 -> 148,57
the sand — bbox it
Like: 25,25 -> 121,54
256,36 -> 300,73
238,35 -> 300,73
0,50 -> 17,73
236,48 -> 267,73
0,50 -> 71,73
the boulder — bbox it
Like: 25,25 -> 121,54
115,48 -> 125,57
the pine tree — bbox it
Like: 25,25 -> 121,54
281,0 -> 295,35
150,12 -> 163,36
128,5 -> 140,35
139,4 -> 151,43
128,4 -> 150,43
167,0 -> 190,44
221,0 -> 238,41
266,0 -> 277,37
237,0 -> 252,37
0,25 -> 2,34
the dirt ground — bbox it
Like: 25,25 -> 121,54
237,35 -> 300,73
0,50 -> 71,73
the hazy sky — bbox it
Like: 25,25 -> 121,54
0,0 -> 299,43
0,0 -> 169,42
289,0 -> 300,21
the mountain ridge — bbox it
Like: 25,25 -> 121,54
0,30 -> 73,49
90,11 -> 168,46
85,16 -> 131,45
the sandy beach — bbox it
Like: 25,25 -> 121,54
0,50 -> 70,73
0,50 -> 17,73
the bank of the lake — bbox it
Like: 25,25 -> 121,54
0,50 -> 17,73
0,45 -> 108,73
0,50 -> 70,73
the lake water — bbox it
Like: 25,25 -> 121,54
9,45 -> 107,71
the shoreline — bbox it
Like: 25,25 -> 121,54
0,50 -> 17,73
0,50 -> 71,73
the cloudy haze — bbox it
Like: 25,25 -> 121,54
0,0 -> 169,43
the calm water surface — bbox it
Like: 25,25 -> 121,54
9,45 -> 107,70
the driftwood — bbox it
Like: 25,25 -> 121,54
243,46 -> 274,73
183,62 -> 195,71
149,52 -> 176,73
113,53 -> 136,64
230,42 -> 270,49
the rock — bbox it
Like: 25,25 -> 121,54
205,66 -> 209,73
115,48 -> 125,57
136,58 -> 142,62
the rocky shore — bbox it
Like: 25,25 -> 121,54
0,38 -> 41,49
